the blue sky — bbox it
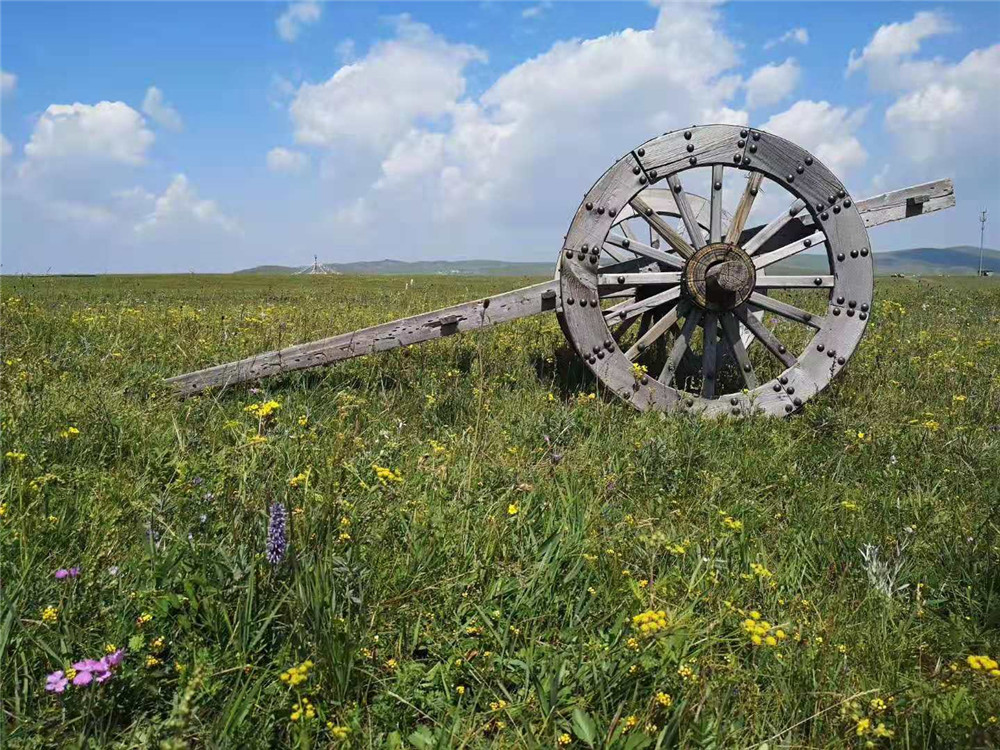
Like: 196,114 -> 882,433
2,1 -> 997,273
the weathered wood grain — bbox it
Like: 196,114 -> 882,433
167,279 -> 560,396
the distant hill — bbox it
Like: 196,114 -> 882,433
236,259 -> 553,276
237,246 -> 999,277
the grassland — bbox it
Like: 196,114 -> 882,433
1,273 -> 999,749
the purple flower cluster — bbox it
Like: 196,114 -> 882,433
266,501 -> 288,565
54,567 -> 80,579
45,650 -> 125,693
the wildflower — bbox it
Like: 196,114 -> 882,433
456,685 -> 466,696
280,660 -> 313,686
288,470 -> 310,488
290,697 -> 316,721
655,691 -> 673,707
855,718 -> 871,736
137,612 -> 153,626
489,699 -> 509,711
953,394 -> 966,403
246,435 -> 268,446
328,723 -> 351,739
623,715 -> 638,730
558,734 -> 572,746
632,609 -> 668,637
626,637 -> 640,651
385,658 -> 398,671
244,400 -> 281,419
45,670 -> 69,693
298,415 -> 309,426
873,723 -> 894,738
5,451 -> 26,462
967,654 -> 999,672
922,420 -> 940,431
266,502 -> 288,565
59,426 -> 80,439
507,504 -> 519,516
721,515 -> 743,531
677,663 -> 695,682
72,650 -> 124,685
0,503 -> 6,518
54,567 -> 80,580
372,464 -> 403,484
631,362 -> 648,382
41,606 -> 58,623
841,501 -> 859,511
146,655 -> 161,668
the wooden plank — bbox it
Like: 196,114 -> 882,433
605,234 -> 685,270
855,178 -> 955,228
756,275 -> 834,289
734,305 -> 797,368
660,308 -> 703,385
710,165 -> 724,243
597,272 -> 681,287
742,199 -> 806,255
726,172 -> 763,245
625,301 -> 686,360
167,279 -> 560,396
720,312 -> 758,389
603,286 -> 681,324
752,231 -> 826,270
666,174 -> 707,249
629,195 -> 696,259
748,292 -> 822,329
701,312 -> 718,398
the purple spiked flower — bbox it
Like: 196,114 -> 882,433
266,501 -> 288,565
55,567 -> 80,580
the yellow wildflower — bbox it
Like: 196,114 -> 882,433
507,504 -> 519,516
632,609 -> 668,637
655,691 -> 673,707
558,733 -> 572,746
41,606 -> 58,623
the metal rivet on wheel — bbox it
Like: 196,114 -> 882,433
785,404 -> 793,412
837,295 -> 845,304
632,166 -> 641,175
637,148 -> 645,156
649,170 -> 658,180
567,297 -> 574,305
637,342 -> 647,351
813,277 -> 822,286
673,183 -> 682,193
589,256 -> 597,264
609,208 -> 617,217
778,345 -> 787,353
787,174 -> 795,182
731,397 -> 738,406
737,140 -> 745,148
848,300 -> 857,308
640,376 -> 649,385
859,312 -> 867,320
837,253 -> 845,261
604,339 -> 613,349
828,195 -> 837,205
597,351 -> 604,359
821,212 -> 829,221
734,153 -> 742,163
833,308 -> 841,316
779,376 -> 788,385
786,386 -> 794,394
740,129 -> 747,138
851,250 -> 859,258
742,156 -> 751,165
743,364 -> 751,372
597,206 -> 605,215
565,250 -> 573,258
793,397 -> 802,407
796,165 -> 804,174
593,345 -> 601,353
838,190 -> 846,199
689,156 -> 698,165
752,132 -> 760,141
837,357 -> 845,365
773,383 -> 782,392
577,253 -> 585,260
617,276 -> 625,284
749,144 -> 757,153
833,205 -> 841,214
687,143 -> 695,152
621,238 -> 630,248
860,248 -> 869,257
714,181 -> 722,190
805,156 -> 813,165
585,202 -> 593,211
684,130 -> 692,140
817,343 -> 824,352
847,309 -> 855,317
860,303 -> 869,312
804,238 -> 812,247
639,175 -> 647,185
843,199 -> 851,207
815,203 -> 825,213
827,350 -> 835,358
686,398 -> 694,407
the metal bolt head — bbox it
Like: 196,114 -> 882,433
637,148 -> 645,157
796,165 -> 804,174
817,343 -> 824,352
828,195 -> 836,205
743,364 -> 752,372
731,397 -> 738,406
585,202 -> 593,211
779,376 -> 788,385
739,129 -> 747,138
786,386 -> 794,394
838,189 -> 846,199
860,248 -> 869,257
813,277 -> 822,286
567,297 -> 575,305
742,156 -> 751,165
846,309 -> 855,317
687,143 -> 695,152
734,153 -> 742,163
577,253 -> 585,260
833,205 -> 841,214
848,300 -> 857,308
621,238 -> 630,248
597,207 -> 605,215
737,139 -> 745,148
752,132 -> 760,140
843,199 -> 851,208
649,170 -> 658,179
609,208 -> 617,217
851,250 -> 859,258
837,253 -> 845,261
833,308 -> 841,316
597,351 -> 604,359
837,356 -> 845,365
860,303 -> 869,312
684,130 -> 692,140
639,175 -> 647,185
793,397 -> 802,407
714,181 -> 722,190
827,349 -> 835,358
804,238 -> 812,247
689,156 -> 698,165
804,156 -> 813,165
640,375 -> 649,385
785,404 -> 793,412
604,339 -> 613,349
821,212 -> 829,221
618,276 -> 625,284
749,143 -> 757,153
565,250 -> 573,259
673,183 -> 682,193
773,383 -> 782,392
633,166 -> 641,175
837,296 -> 845,304
859,312 -> 867,320
787,174 -> 795,182
778,345 -> 787,353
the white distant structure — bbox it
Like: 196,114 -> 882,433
295,255 -> 338,275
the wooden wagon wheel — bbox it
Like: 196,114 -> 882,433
558,124 -> 873,417
166,122 -> 953,419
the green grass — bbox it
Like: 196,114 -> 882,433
1,273 -> 999,749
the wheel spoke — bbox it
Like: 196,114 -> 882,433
743,198 -> 806,256
753,231 -> 826,271
709,166 -> 724,243
660,308 -> 703,385
601,288 -> 636,299
720,313 -> 758,389
701,312 -> 719,398
612,314 -> 640,343
665,174 -> 707,250
725,172 -> 763,245
597,272 -> 681,287
603,286 -> 681,324
625,300 -> 687,360
756,275 -> 833,289
734,305 -> 797,368
629,195 -> 695,259
748,292 -> 822,329
605,234 -> 685,270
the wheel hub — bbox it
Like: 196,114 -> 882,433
683,242 -> 756,311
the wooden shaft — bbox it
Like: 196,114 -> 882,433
166,279 -> 559,396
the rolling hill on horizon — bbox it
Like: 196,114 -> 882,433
237,246 -> 999,277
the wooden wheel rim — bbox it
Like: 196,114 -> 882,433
557,124 -> 873,417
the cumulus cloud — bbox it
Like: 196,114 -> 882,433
762,100 -> 868,176
1,134 -> 11,158
23,101 -> 154,167
745,58 -> 800,109
764,28 -> 809,50
134,174 -> 239,236
522,3 -> 550,20
267,146 -> 309,174
1,70 -> 16,96
142,86 -> 183,131
276,1 -> 322,42
290,16 -> 486,151
847,11 -> 955,85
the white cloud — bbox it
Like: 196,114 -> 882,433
522,3 -> 550,20
267,146 -> 309,174
23,101 -> 154,166
764,28 -> 809,50
1,70 -> 16,96
847,12 -> 1000,165
847,11 -> 954,85
762,100 -> 868,176
290,16 -> 486,151
1,134 -> 11,158
745,58 -> 800,109
276,1 -> 322,43
135,174 -> 239,236
142,86 -> 183,131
